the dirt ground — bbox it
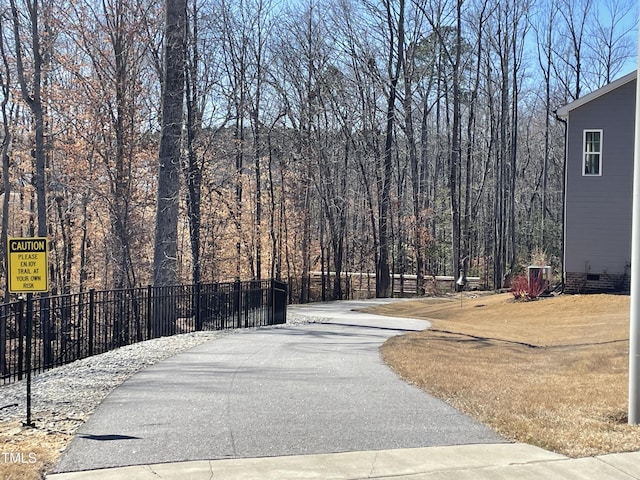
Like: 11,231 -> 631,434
372,292 -> 640,457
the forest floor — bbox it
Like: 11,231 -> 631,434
373,292 -> 640,458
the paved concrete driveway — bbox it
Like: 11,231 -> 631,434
53,299 -> 504,473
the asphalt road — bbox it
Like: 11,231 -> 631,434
53,299 -> 505,473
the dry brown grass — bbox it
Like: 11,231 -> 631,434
373,292 -> 640,458
0,421 -> 69,479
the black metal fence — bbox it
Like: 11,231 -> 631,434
0,279 -> 287,385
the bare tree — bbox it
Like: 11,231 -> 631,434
246,0 -> 278,281
375,0 -> 405,298
218,0 -> 252,279
587,0 -> 636,86
183,0 -> 203,286
154,0 -> 186,291
0,15 -> 13,302
333,0 -> 382,295
554,0 -> 593,100
9,0 -> 48,238
63,0 -> 155,289
532,0 -> 558,248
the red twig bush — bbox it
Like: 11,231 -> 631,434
510,273 -> 546,301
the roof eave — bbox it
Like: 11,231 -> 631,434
556,70 -> 637,118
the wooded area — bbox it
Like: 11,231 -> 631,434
0,0 -> 636,302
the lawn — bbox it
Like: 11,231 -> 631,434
371,292 -> 640,457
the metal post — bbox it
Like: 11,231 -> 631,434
17,298 -> 24,381
88,289 -> 95,357
195,282 -> 202,331
146,285 -> 152,340
629,26 -> 640,425
25,293 -> 34,427
270,279 -> 275,325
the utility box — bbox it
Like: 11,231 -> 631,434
528,265 -> 551,293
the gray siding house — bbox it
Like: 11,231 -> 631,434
557,71 -> 636,293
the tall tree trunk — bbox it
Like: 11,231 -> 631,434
184,0 -> 202,286
0,126 -> 9,302
0,31 -> 11,302
79,189 -> 91,291
538,3 -> 556,247
184,70 -> 202,286
449,0 -> 462,279
252,102 -> 262,280
300,183 -> 311,303
153,0 -> 186,291
267,128 -> 281,280
10,0 -> 52,366
378,0 -> 404,298
112,0 -> 134,289
509,19 -> 519,275
10,0 -> 46,238
402,40 -> 424,295
462,0 -> 489,279
250,3 -> 266,281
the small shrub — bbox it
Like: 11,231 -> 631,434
510,273 -> 546,301
510,275 -> 529,300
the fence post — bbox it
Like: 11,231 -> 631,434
134,288 -> 143,343
17,298 -> 24,381
234,279 -> 241,329
270,279 -> 275,325
76,293 -> 82,360
195,282 -> 202,331
88,289 -> 95,358
146,285 -> 152,340
274,281 -> 287,324
212,282 -> 220,329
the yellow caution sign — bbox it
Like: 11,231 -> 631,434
8,237 -> 49,293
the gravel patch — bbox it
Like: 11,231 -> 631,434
0,314 -> 312,436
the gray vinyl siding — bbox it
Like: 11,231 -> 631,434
564,79 -> 635,275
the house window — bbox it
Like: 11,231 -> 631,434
583,130 -> 602,176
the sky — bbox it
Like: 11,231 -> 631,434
592,0 -> 638,76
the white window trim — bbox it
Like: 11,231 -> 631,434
582,129 -> 603,176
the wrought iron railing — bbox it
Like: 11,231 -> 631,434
0,279 -> 287,385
